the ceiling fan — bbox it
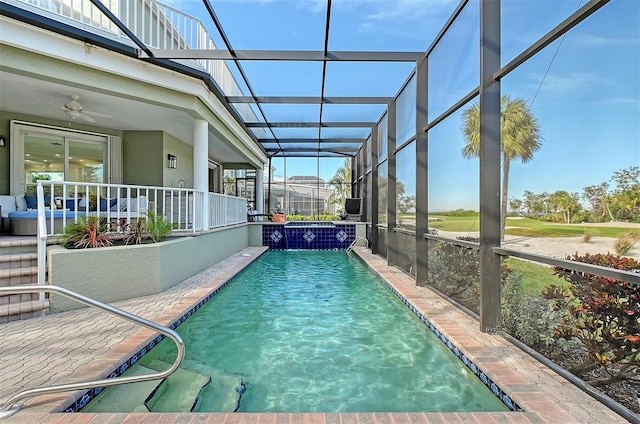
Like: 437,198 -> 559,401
61,95 -> 111,123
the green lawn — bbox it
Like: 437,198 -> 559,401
428,216 -> 631,238
504,257 -> 565,296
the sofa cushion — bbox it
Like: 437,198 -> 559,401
24,195 -> 37,209
15,196 -> 27,211
65,198 -> 81,211
0,196 -> 18,217
24,195 -> 51,209
129,196 -> 148,214
99,198 -> 118,212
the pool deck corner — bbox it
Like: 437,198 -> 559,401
0,246 -> 634,423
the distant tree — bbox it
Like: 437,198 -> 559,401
549,190 -> 581,223
328,159 -> 351,213
523,190 -> 550,218
462,96 -> 542,239
398,194 -> 415,214
609,166 -> 640,221
583,182 -> 614,221
508,198 -> 524,216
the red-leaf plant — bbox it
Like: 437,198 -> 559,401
543,253 -> 640,387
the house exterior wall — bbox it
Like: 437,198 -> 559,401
163,132 -> 194,188
122,131 -> 163,187
48,225 -> 249,311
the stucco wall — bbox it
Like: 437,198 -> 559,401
247,223 -> 263,246
163,132 -> 194,188
122,131 -> 163,187
48,225 -> 248,311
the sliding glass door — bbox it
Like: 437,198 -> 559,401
11,122 -> 109,195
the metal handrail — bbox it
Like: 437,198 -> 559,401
0,285 -> 185,419
346,236 -> 369,253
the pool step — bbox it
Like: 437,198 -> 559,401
144,359 -> 211,412
179,358 -> 246,412
82,358 -> 246,413
81,365 -> 161,413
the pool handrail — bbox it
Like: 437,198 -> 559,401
346,236 -> 369,253
0,285 -> 185,419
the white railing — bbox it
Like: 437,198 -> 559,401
7,0 -> 262,127
33,181 -> 247,237
208,192 -> 248,229
34,181 -> 198,236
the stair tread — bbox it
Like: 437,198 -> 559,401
144,359 -> 211,412
0,300 -> 49,317
0,239 -> 38,248
0,252 -> 38,262
180,358 -> 246,412
0,266 -> 38,278
81,365 -> 161,413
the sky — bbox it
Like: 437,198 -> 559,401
168,0 -> 639,211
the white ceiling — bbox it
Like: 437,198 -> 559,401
0,71 -> 256,165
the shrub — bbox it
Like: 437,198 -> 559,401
123,218 -> 145,245
501,272 -> 571,356
426,238 -> 511,314
145,212 -> 173,243
582,229 -> 594,243
545,253 -> 640,387
614,230 -> 640,255
61,216 -> 112,249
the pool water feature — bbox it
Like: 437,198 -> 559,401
84,250 -> 510,413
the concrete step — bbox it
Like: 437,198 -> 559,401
82,365 -> 162,413
0,252 -> 38,270
0,299 -> 49,323
180,358 -> 246,412
0,238 -> 49,322
144,359 -> 211,412
0,266 -> 39,298
0,238 -> 38,255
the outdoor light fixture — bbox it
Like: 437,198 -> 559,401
167,154 -> 177,169
0,135 -> 5,147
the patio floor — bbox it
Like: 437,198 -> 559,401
0,246 -> 630,423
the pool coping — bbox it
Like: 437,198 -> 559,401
2,247 -> 631,423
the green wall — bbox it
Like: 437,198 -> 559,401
122,131 -> 163,187
163,132 -> 194,188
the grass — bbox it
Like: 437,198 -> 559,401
427,216 -> 633,238
504,257 -> 565,296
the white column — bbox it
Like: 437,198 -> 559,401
193,119 -> 209,230
256,166 -> 264,219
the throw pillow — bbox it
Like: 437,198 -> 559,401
24,195 -> 37,209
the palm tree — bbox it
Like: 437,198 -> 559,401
461,95 -> 542,240
328,159 -> 352,214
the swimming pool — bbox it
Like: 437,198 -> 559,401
83,250 -> 512,413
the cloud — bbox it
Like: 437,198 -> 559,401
593,98 -> 640,107
525,72 -> 615,96
331,0 -> 457,36
363,0 -> 454,21
567,32 -> 640,48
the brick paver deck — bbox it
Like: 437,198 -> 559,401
0,246 -> 632,423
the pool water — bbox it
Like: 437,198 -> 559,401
94,250 -> 508,413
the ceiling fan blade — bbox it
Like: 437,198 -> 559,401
81,113 -> 96,123
84,110 -> 112,119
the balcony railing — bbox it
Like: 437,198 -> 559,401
33,181 -> 247,237
5,0 -> 260,125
